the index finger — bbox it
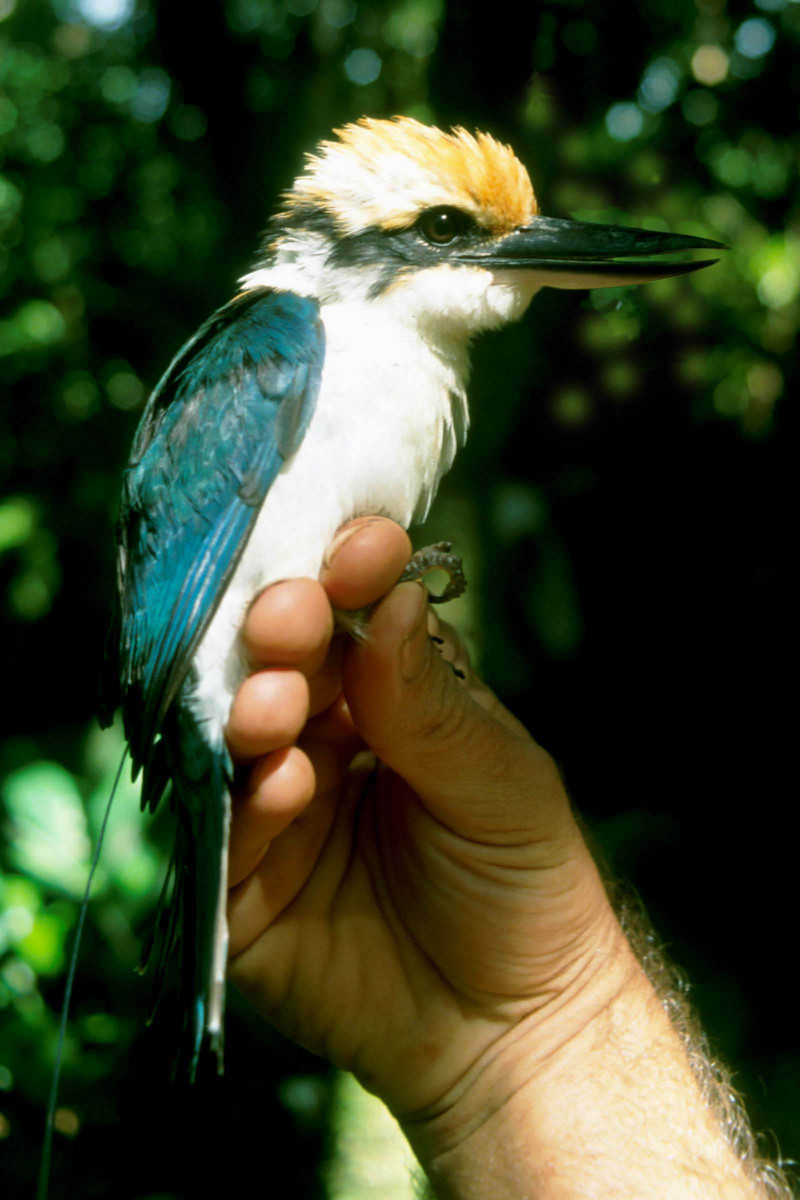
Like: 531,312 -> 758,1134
320,517 -> 412,611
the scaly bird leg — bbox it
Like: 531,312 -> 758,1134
332,542 -> 467,642
397,541 -> 467,604
400,541 -> 467,678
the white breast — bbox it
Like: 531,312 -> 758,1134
189,295 -> 470,735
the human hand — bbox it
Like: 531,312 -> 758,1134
225,516 -> 630,1124
225,517 -> 776,1198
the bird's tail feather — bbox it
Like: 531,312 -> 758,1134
147,685 -> 231,1081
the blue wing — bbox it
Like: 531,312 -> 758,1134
102,287 -> 325,781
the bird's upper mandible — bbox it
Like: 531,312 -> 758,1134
98,112 -> 725,1088
245,116 -> 723,325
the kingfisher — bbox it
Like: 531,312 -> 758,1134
100,116 -> 723,1078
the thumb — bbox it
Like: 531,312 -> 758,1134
342,582 -> 567,842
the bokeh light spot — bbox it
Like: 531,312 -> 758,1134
26,123 -> 65,163
638,57 -> 681,113
75,0 -> 134,30
709,144 -> 751,188
54,1107 -> 81,1136
322,0 -> 356,28
131,69 -> 171,123
100,65 -> 137,105
682,89 -> 718,125
605,102 -> 644,141
551,385 -> 593,427
1,959 -> 35,995
691,45 -> 729,85
735,17 -> 776,58
757,262 -> 800,308
170,105 -> 207,141
106,370 -> 144,411
18,300 -> 66,346
343,48 -> 382,85
0,498 -> 36,553
747,362 -> 783,406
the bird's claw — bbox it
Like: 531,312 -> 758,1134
398,541 -> 466,604
331,543 -> 464,640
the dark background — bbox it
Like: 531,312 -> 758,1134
1,0 -> 797,1195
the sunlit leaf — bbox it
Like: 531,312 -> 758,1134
16,911 -> 67,974
2,762 -> 94,897
84,723 -> 163,899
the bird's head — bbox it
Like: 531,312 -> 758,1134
249,117 -> 723,340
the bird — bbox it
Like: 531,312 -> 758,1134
99,115 -> 724,1079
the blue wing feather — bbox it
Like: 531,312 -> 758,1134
102,287 -> 325,778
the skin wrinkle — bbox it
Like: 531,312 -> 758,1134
228,744 -> 316,887
417,686 -> 506,779
324,788 -> 446,1084
398,630 -> 564,823
270,897 -> 330,1039
228,739 -> 341,954
428,1023 -> 646,1194
225,523 -> 793,1198
413,762 -> 574,849
364,781 -> 568,1047
357,772 -> 445,1043
401,671 -> 472,754
367,796 -> 596,1006
371,753 -> 633,1128
225,666 -> 309,759
404,956 -> 637,1151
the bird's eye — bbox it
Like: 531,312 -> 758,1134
417,207 -> 472,246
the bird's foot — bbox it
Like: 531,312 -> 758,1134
398,542 -> 466,604
333,606 -> 371,642
332,542 -> 466,644
400,542 -> 467,680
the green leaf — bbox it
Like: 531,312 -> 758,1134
2,761 -> 94,897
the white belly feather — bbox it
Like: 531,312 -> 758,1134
189,298 -> 469,735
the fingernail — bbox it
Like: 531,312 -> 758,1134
400,583 -> 430,682
323,524 -> 360,569
322,518 -> 384,569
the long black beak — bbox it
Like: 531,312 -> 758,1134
456,215 -> 726,288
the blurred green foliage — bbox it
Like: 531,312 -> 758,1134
1,0 -> 798,1195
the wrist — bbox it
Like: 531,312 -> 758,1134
400,907 -> 637,1175
402,921 -> 763,1200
